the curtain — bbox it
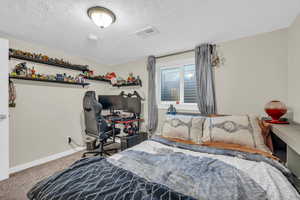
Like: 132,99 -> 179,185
147,56 -> 158,134
195,44 -> 217,115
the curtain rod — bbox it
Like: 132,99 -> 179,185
155,49 -> 195,59
155,44 -> 216,59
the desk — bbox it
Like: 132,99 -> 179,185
271,123 -> 300,177
104,114 -> 144,138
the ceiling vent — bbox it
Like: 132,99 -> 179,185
135,26 -> 159,39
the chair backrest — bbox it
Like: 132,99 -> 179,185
83,91 -> 102,137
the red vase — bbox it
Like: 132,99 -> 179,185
264,100 -> 287,124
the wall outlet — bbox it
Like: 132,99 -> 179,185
68,137 -> 72,144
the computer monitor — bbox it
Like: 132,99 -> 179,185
125,97 -> 141,114
98,95 -> 125,110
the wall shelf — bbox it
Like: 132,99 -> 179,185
85,77 -> 142,88
112,82 -> 141,87
9,76 -> 90,87
9,52 -> 88,71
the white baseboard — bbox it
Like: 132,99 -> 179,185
0,174 -> 9,182
9,146 -> 85,174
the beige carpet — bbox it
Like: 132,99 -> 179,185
0,151 -> 83,200
0,143 -> 120,200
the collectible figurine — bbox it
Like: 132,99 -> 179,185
31,67 -> 36,78
14,62 -> 27,76
56,74 -> 64,81
105,72 -> 117,80
78,74 -> 85,83
167,104 -> 177,115
136,75 -> 142,86
83,70 -> 89,77
127,73 -> 134,83
88,70 -> 94,77
111,77 -> 117,85
116,77 -> 126,85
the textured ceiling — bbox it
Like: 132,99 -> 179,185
0,0 -> 299,66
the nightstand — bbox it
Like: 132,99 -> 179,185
120,132 -> 148,151
271,123 -> 300,178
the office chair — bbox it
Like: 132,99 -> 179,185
82,91 -> 120,158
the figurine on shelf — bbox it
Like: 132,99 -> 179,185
42,55 -> 49,62
49,75 -> 56,80
136,75 -> 142,86
56,74 -> 64,81
88,70 -> 94,77
10,71 -> 17,77
75,75 -> 79,83
127,73 -> 134,83
105,72 -> 117,80
111,77 -> 117,85
63,73 -> 68,82
14,62 -> 27,76
78,74 -> 85,83
116,77 -> 126,85
83,70 -> 89,77
31,67 -> 36,78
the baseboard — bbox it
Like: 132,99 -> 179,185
0,174 -> 9,182
9,146 -> 85,174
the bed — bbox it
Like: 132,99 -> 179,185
27,115 -> 300,200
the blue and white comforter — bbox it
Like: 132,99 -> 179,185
28,137 -> 300,200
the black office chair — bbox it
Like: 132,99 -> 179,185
82,91 -> 120,158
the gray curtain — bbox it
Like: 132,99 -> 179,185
147,56 -> 158,134
195,44 -> 217,115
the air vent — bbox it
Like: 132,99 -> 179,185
135,26 -> 159,39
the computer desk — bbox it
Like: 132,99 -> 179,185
104,114 -> 144,142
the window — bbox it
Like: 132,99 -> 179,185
158,60 -> 197,107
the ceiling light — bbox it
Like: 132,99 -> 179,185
87,6 -> 116,29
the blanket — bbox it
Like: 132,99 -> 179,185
27,157 -> 195,200
27,137 -> 300,200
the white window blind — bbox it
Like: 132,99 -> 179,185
159,63 -> 197,104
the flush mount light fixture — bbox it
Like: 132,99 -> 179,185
87,6 -> 116,29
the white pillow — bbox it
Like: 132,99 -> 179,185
160,114 -> 205,143
202,115 -> 270,152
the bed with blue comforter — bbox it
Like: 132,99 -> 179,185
27,136 -> 300,200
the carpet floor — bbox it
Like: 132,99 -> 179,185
0,151 -> 83,200
0,143 -> 120,200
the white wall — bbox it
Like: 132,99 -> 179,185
111,29 -> 289,131
0,38 -> 9,180
288,14 -> 300,123
6,37 -> 114,168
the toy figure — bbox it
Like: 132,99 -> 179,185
111,77 -> 117,85
88,70 -> 94,77
105,72 -> 117,80
56,74 -> 64,81
31,67 -> 36,78
136,75 -> 142,86
14,62 -> 27,76
127,73 -> 136,83
78,74 -> 85,83
83,70 -> 89,77
10,71 -> 17,76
